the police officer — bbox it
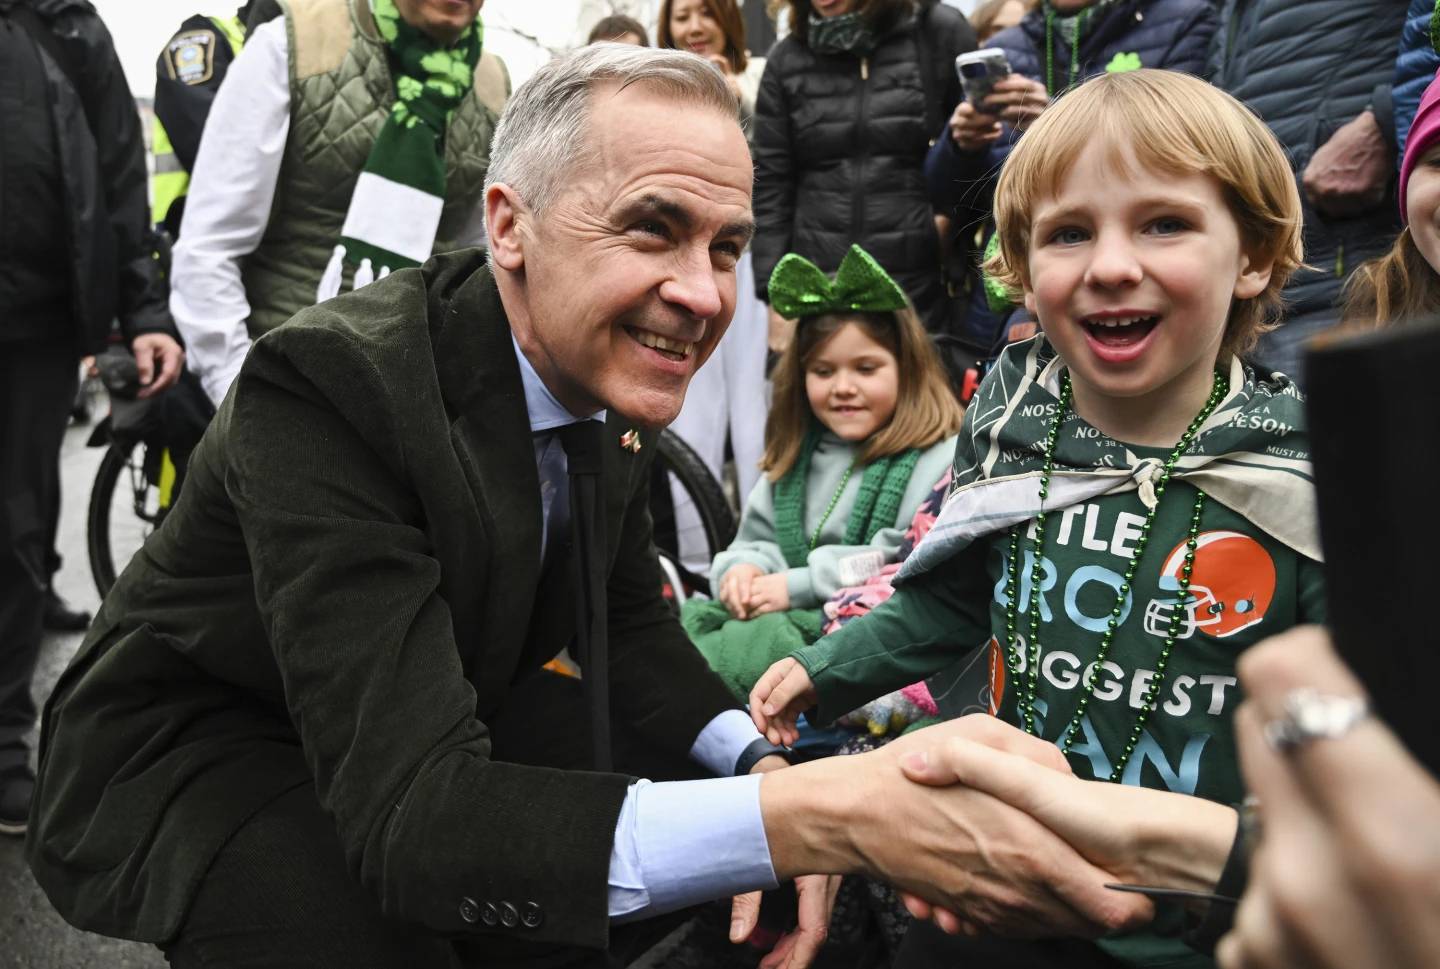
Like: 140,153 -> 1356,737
151,1 -> 281,237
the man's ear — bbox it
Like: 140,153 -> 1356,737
486,183 -> 527,271
1234,252 -> 1274,301
1023,287 -> 1037,316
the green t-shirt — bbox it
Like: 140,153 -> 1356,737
794,457 -> 1326,968
990,469 -> 1326,804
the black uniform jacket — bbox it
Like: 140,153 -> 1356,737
27,249 -> 740,947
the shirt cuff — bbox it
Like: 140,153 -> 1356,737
201,344 -> 249,407
689,708 -> 763,777
608,776 -> 777,922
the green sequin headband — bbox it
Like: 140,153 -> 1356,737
767,244 -> 909,320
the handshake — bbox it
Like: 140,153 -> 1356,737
750,712 -> 1226,947
742,630 -> 1440,969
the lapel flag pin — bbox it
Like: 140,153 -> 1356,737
620,429 -> 642,453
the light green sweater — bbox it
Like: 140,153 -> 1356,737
710,432 -> 958,608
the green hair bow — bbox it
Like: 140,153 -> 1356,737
767,245 -> 909,320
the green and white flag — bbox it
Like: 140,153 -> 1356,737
318,0 -> 482,300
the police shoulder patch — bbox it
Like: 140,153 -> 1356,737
164,29 -> 217,86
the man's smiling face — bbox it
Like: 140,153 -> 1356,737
492,83 -> 754,427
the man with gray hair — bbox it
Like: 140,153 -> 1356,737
28,43 -> 1148,968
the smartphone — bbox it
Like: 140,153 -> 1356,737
956,48 -> 1012,107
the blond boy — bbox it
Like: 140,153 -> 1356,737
752,69 -> 1325,968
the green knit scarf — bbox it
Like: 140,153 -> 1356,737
773,426 -> 923,568
318,0 -> 482,298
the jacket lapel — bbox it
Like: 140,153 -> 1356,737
429,257 -> 544,715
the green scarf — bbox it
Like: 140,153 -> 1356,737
896,337 -> 1321,585
774,426 -> 923,568
808,11 -> 878,55
317,0 -> 482,300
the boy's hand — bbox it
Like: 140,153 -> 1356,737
720,564 -> 766,619
750,658 -> 817,746
747,573 -> 790,617
948,100 -> 1002,152
982,75 -> 1050,131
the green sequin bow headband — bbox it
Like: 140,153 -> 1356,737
767,245 -> 909,320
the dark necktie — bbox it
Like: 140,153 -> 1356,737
557,420 -> 610,772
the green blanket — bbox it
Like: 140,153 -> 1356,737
682,599 -> 825,702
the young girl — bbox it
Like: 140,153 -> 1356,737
1344,68 -> 1440,327
754,70 -> 1324,969
682,245 -> 963,699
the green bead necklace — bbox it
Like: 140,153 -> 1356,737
1002,369 -> 1228,780
809,466 -> 855,552
1044,4 -> 1088,96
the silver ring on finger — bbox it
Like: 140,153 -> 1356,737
1262,688 -> 1370,752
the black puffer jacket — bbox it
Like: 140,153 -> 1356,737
927,0 -> 1217,216
1209,0 -> 1409,319
0,0 -> 173,351
751,1 -> 976,330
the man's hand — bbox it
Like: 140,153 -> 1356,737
760,716 -> 1155,938
132,332 -> 185,399
719,564 -> 766,619
746,573 -> 790,617
731,756 -> 842,969
980,75 -> 1050,131
895,722 -> 1237,934
1216,627 -> 1440,969
750,658 -> 816,746
947,100 -> 1003,152
1302,110 -> 1394,219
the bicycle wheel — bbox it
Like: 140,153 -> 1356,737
653,429 -> 737,597
87,440 -> 167,598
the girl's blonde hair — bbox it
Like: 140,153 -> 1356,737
1340,227 -> 1440,332
985,69 -> 1304,357
760,305 -> 963,480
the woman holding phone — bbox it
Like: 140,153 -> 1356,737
752,0 -> 978,347
925,0 -> 1217,360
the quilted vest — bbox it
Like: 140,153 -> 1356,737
242,0 -> 508,335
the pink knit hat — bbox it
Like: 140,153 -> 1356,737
1401,68 -> 1440,222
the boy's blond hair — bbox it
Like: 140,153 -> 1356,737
986,69 -> 1303,356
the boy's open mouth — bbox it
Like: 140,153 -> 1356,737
1080,314 -> 1160,348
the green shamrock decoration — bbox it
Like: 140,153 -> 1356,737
1105,52 -> 1143,73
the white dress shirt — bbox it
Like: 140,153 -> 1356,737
172,18 -> 487,406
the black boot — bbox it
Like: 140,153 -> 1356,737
0,768 -> 33,837
43,588 -> 91,632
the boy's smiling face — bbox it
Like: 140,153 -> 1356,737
1024,141 -> 1271,442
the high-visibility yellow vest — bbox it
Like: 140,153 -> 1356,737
150,14 -> 246,228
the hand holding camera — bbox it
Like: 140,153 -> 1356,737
950,50 -> 1051,152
